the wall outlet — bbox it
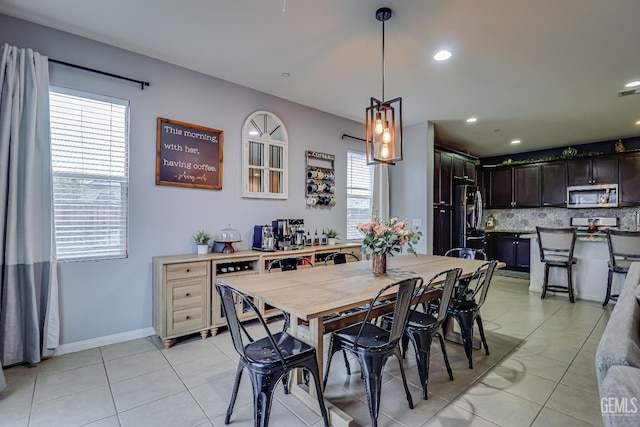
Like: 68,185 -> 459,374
412,219 -> 422,227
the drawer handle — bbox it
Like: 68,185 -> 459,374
185,293 -> 190,297
186,269 -> 190,273
186,316 -> 190,320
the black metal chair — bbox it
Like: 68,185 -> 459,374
604,229 -> 640,306
536,226 -> 577,303
401,268 -> 462,400
444,247 -> 487,261
267,256 -> 313,272
323,277 -> 421,427
215,282 -> 330,427
447,260 -> 498,369
323,251 -> 360,265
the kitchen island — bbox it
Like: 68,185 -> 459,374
528,232 -> 621,303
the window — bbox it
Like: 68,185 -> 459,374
347,150 -> 373,239
242,111 -> 288,199
50,87 -> 129,260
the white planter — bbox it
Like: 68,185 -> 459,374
197,244 -> 208,254
328,238 -> 336,245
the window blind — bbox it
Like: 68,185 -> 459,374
346,150 -> 373,239
50,88 -> 129,260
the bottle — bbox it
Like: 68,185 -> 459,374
313,230 -> 320,246
321,229 -> 328,245
305,231 -> 313,246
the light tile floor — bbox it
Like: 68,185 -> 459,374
0,276 -> 609,426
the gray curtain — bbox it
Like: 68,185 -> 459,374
0,44 -> 58,392
373,163 -> 390,222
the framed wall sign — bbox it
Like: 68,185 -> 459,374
156,117 -> 223,190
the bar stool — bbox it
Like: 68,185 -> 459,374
604,229 -> 640,307
536,227 -> 577,303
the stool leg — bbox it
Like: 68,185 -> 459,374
541,263 -> 550,299
603,269 -> 613,307
567,263 -> 575,303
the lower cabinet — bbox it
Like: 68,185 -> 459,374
433,205 -> 452,256
487,233 -> 531,272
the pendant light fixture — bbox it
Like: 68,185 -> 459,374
365,7 -> 403,165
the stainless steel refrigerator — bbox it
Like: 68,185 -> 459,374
454,185 -> 486,250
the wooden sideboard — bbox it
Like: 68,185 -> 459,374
152,243 -> 361,348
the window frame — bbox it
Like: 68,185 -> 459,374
49,86 -> 130,261
346,149 -> 373,240
241,111 -> 289,199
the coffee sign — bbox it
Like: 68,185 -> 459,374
156,117 -> 223,190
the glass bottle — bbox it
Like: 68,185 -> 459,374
314,230 -> 320,246
320,229 -> 328,245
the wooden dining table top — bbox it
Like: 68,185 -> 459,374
219,254 -> 501,321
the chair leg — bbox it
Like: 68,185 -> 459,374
304,361 -> 331,427
454,313 -> 475,369
323,337 -> 338,388
407,329 -> 433,400
567,264 -> 575,303
436,331 -> 454,381
394,347 -> 414,409
250,370 -> 278,427
476,315 -> 490,355
541,263 -> 549,299
604,269 -> 613,307
225,363 -> 244,424
360,353 -> 387,427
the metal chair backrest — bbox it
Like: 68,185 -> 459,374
268,257 -> 313,272
417,268 -> 462,324
215,282 -> 285,363
536,227 -> 577,262
354,277 -> 421,347
324,251 -> 360,265
444,248 -> 487,261
607,229 -> 640,267
453,260 -> 498,309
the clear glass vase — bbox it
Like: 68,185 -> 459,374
372,253 -> 387,274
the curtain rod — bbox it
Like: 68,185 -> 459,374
49,58 -> 150,90
341,134 -> 366,142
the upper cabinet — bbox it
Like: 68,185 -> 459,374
567,155 -> 617,186
619,152 -> 640,206
434,149 -> 476,205
486,164 -> 540,208
541,161 -> 568,207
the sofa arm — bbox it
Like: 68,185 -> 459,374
600,366 -> 640,427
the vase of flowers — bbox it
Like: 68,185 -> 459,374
357,215 -> 422,274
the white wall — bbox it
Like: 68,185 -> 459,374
0,14 -> 365,346
388,121 -> 434,254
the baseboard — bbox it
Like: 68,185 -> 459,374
54,327 -> 156,356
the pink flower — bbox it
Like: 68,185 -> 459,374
400,236 -> 409,245
358,223 -> 373,233
374,225 -> 387,236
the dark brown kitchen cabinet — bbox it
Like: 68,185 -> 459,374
567,155 -> 617,186
486,167 -> 513,208
436,151 -> 453,205
618,152 -> 640,206
433,206 -> 452,256
453,155 -> 476,184
486,164 -> 540,208
513,164 -> 541,207
541,161 -> 568,207
487,232 -> 530,272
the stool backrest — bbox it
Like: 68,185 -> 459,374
536,227 -> 577,262
444,247 -> 487,260
607,229 -> 640,267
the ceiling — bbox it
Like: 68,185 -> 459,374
2,0 -> 640,157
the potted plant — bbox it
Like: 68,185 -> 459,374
192,229 -> 211,254
326,228 -> 339,245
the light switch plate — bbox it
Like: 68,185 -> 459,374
412,219 -> 422,227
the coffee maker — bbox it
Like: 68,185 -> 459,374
252,225 -> 276,251
272,219 -> 305,249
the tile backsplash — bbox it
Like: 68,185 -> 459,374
484,207 -> 640,232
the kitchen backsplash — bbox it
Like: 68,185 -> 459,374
484,207 -> 640,232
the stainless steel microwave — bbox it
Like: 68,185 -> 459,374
567,184 -> 618,208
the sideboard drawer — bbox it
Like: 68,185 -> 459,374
170,281 -> 203,311
166,261 -> 208,281
170,306 -> 206,335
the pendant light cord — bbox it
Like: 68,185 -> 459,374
381,18 -> 386,102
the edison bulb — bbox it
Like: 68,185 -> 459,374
380,142 -> 390,159
382,123 -> 391,144
374,113 -> 383,135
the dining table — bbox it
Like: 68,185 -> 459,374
220,253 -> 501,427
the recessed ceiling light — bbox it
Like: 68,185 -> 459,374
433,50 -> 452,61
625,80 -> 640,88
510,139 -> 521,144
466,117 -> 478,123
281,72 -> 291,78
